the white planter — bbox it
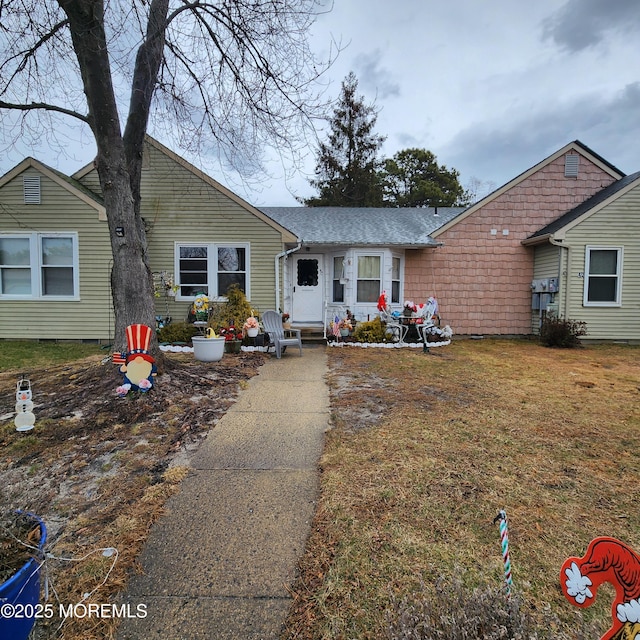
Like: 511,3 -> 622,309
246,327 -> 259,338
192,336 -> 225,362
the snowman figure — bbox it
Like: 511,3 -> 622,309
15,377 -> 35,432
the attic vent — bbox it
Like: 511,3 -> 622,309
564,154 -> 579,178
23,175 -> 41,204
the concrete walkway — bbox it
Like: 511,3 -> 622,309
116,346 -> 329,640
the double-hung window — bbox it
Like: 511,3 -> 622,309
332,256 -> 345,303
391,256 -> 401,303
583,246 -> 622,306
176,243 -> 249,299
356,254 -> 381,303
0,233 -> 78,298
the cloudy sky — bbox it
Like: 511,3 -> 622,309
2,0 -> 639,205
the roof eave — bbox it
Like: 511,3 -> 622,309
521,233 -> 553,247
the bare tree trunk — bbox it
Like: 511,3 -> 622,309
59,0 -> 157,353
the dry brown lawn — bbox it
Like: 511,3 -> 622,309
283,339 -> 640,639
0,351 -> 264,640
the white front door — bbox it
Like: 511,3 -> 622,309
292,254 -> 324,322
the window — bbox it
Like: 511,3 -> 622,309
217,246 -> 246,294
584,246 -> 622,306
356,255 -> 381,303
296,258 -> 319,287
332,256 -> 344,302
178,245 -> 209,297
176,243 -> 249,299
391,256 -> 401,303
41,237 -> 74,295
0,233 -> 78,298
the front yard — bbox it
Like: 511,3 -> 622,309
0,346 -> 264,640
283,339 -> 640,639
2,339 -> 639,638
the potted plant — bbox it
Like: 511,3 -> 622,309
0,512 -> 47,640
220,326 -> 243,353
243,316 -> 260,338
191,326 -> 225,362
282,312 -> 291,329
338,317 -> 353,337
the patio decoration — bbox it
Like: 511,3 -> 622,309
243,316 -> 259,338
14,377 -> 35,432
116,324 -> 157,396
493,510 -> 513,598
191,293 -> 210,321
561,537 -> 640,640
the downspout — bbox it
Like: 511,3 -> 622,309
275,240 -> 302,310
549,236 -> 567,318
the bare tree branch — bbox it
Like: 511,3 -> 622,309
0,98 -> 88,123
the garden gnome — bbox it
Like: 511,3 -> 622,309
117,324 -> 157,395
561,536 -> 640,639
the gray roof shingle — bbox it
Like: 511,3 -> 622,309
259,206 -> 466,247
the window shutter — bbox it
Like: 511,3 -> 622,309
564,154 -> 579,178
23,176 -> 41,204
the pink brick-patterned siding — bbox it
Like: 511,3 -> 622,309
405,154 -> 618,335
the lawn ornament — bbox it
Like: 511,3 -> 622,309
561,536 -> 640,639
14,377 -> 35,432
493,510 -> 513,598
116,324 -> 157,396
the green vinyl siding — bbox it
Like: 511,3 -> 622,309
138,143 -> 284,320
562,183 -> 640,340
79,141 -> 287,323
0,169 -> 113,341
2,141 -> 290,341
531,243 -> 561,333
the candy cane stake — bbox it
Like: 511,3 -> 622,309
493,510 -> 513,598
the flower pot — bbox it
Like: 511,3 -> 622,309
246,327 -> 259,338
340,328 -> 350,337
192,336 -> 225,362
225,339 -> 242,354
0,514 -> 47,640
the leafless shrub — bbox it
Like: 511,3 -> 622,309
386,577 -> 602,640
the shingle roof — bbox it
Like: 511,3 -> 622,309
259,206 -> 466,247
528,171 -> 640,240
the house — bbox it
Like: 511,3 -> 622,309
264,141 -> 639,341
418,141 -> 631,339
0,137 -> 296,342
523,170 -> 640,340
1,137 -> 637,343
259,206 -> 465,326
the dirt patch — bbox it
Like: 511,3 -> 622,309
0,351 -> 264,639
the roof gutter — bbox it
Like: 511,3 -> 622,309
275,241 -> 302,310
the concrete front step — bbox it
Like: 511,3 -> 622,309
291,324 -> 326,344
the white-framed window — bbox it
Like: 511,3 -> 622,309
175,242 -> 249,299
583,246 -> 622,306
0,233 -> 78,299
356,253 -> 382,303
332,256 -> 345,303
391,256 -> 401,304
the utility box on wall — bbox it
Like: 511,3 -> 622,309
531,277 -> 559,310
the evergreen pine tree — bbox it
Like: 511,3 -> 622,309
305,72 -> 385,206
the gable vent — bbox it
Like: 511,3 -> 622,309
23,175 -> 41,204
564,154 -> 579,178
